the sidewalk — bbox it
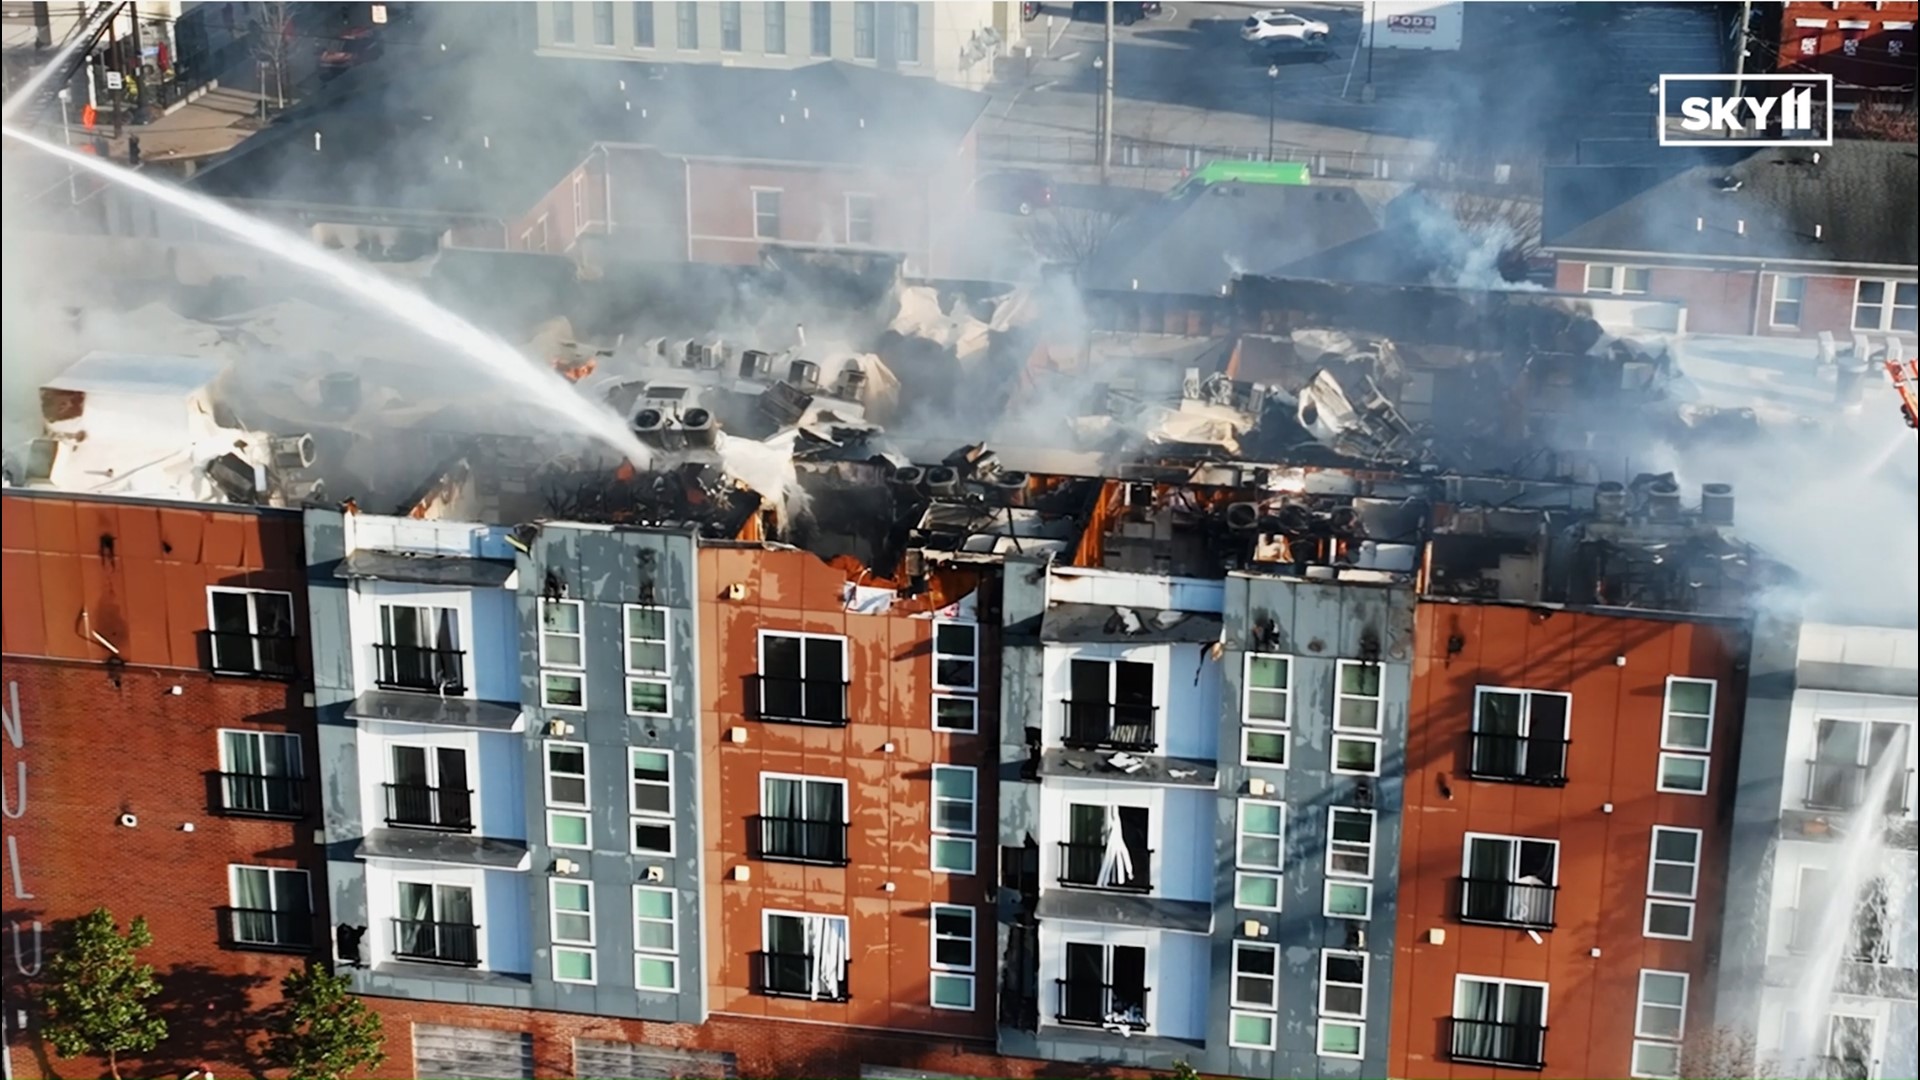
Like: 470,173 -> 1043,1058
62,43 -> 321,169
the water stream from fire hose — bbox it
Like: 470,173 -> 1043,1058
3,127 -> 651,470
0,3 -> 121,125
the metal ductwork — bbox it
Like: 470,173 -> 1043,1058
1226,502 -> 1260,530
1646,480 -> 1682,522
995,471 -> 1028,507
268,434 -> 317,471
890,465 -> 924,490
681,408 -> 717,449
925,466 -> 959,497
787,359 -> 820,391
633,408 -> 669,446
1699,483 -> 1735,526
1593,481 -> 1627,523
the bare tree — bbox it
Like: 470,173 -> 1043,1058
1413,187 -> 1546,282
1846,94 -> 1919,143
251,0 -> 296,113
1018,206 -> 1121,274
1679,1024 -> 1787,1080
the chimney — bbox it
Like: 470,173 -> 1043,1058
1736,220 -> 1746,236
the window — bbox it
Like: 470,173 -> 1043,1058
385,745 -> 472,831
933,695 -> 978,733
1064,657 -> 1157,751
625,606 -> 671,715
1242,727 -> 1289,768
1326,878 -> 1372,919
523,215 -> 550,254
572,170 -> 589,235
1326,807 -> 1375,914
1451,976 -> 1548,1068
1630,970 -> 1689,1079
1470,686 -> 1571,785
591,0 -> 614,44
1060,803 -> 1150,891
810,0 -> 831,55
546,742 -> 591,850
395,881 -> 479,965
1853,279 -> 1919,333
933,621 -> 978,690
853,1 -> 875,57
552,1 -> 575,43
932,765 -> 976,874
539,598 -> 586,709
1318,950 -> 1367,1059
1644,826 -> 1700,940
837,192 -> 877,246
1229,942 -> 1279,1050
1771,275 -> 1805,327
763,1 -> 786,53
207,587 -> 296,676
675,0 -> 698,48
376,604 -> 463,693
756,630 -> 847,724
1461,833 -> 1559,929
760,774 -> 848,864
1243,653 -> 1291,723
1059,941 -> 1148,1030
1808,717 -> 1913,814
751,187 -> 783,240
762,911 -> 850,1000
218,730 -> 303,816
551,880 -> 595,983
633,1 -> 654,46
1794,868 -> 1893,963
1828,1014 -> 1877,1080
631,749 -> 674,855
896,1 -> 920,62
1656,676 -> 1714,795
929,904 -> 975,1010
227,865 -> 311,948
719,0 -> 741,50
1584,263 -> 1651,295
1234,799 -> 1285,911
634,885 -> 679,991
1331,664 -> 1382,773
1801,33 -> 1817,54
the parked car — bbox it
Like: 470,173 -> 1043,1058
1071,2 -> 1157,26
318,26 -> 383,80
1240,9 -> 1331,43
1023,1 -> 1042,20
975,170 -> 1053,216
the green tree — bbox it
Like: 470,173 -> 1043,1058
41,907 -> 167,1079
1168,1060 -> 1202,1080
266,964 -> 387,1080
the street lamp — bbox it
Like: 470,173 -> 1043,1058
57,87 -> 76,204
1266,64 -> 1279,162
1092,54 -> 1106,175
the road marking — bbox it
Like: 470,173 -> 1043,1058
1032,80 -> 1059,93
1058,50 -> 1082,63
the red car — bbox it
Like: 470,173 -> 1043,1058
319,26 -> 383,80
975,170 -> 1053,216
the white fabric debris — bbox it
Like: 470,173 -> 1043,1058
1097,804 -> 1135,888
804,915 -> 849,1001
843,583 -> 897,615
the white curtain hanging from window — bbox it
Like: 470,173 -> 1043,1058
1097,804 -> 1134,888
804,915 -> 848,1001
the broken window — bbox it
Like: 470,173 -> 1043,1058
208,587 -> 296,676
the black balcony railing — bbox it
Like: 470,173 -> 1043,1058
759,949 -> 850,1000
383,783 -> 474,832
218,772 -> 305,817
1056,841 -> 1153,892
224,907 -> 313,950
373,643 -> 466,694
756,816 -> 850,866
1791,914 -> 1894,964
752,675 -> 851,726
1467,732 -> 1570,787
1449,1018 -> 1548,1070
1458,877 -> 1559,929
1805,760 -> 1915,814
209,631 -> 299,678
1054,979 -> 1150,1030
392,918 -> 481,966
1061,700 -> 1158,753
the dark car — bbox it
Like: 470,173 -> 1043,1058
318,26 -> 383,80
975,170 -> 1053,216
1071,2 -> 1157,25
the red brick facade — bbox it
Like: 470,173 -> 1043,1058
1554,258 -> 1907,339
1773,0 -> 1918,98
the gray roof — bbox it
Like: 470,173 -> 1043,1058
1084,182 -> 1382,296
1040,603 -> 1225,645
1035,889 -> 1213,934
1543,141 -> 1920,268
345,690 -> 524,731
337,548 -> 517,588
356,828 -> 531,870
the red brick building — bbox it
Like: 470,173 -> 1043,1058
1770,0 -> 1918,105
1,491 -> 322,1080
1388,601 -> 1747,1080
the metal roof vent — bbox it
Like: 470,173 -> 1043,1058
1714,175 -> 1743,192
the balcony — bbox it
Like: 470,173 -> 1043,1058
1789,915 -> 1893,965
1458,877 -> 1559,930
373,643 -> 467,695
1056,840 -> 1153,893
392,918 -> 481,967
223,907 -> 313,951
1054,979 -> 1150,1031
1467,732 -> 1570,787
208,630 -> 299,678
1061,700 -> 1158,753
751,675 -> 851,726
755,816 -> 850,866
217,772 -> 306,818
1449,1018 -> 1548,1070
1805,760 -> 1914,814
758,949 -> 850,1001
383,782 -> 474,832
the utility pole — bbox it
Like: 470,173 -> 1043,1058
1100,0 -> 1115,184
1731,0 -> 1751,100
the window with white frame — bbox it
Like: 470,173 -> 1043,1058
931,766 -> 976,874
1065,657 -> 1158,751
1827,1014 -> 1878,1078
763,910 -> 850,1000
895,0 -> 920,61
752,188 -> 783,240
933,621 -> 980,733
571,170 -> 588,235
207,587 -> 297,676
1452,976 -> 1548,1068
631,748 -> 674,855
1229,942 -> 1280,1051
552,0 -> 575,42
846,193 -> 876,246
545,742 -> 591,850
227,865 -> 312,948
1644,826 -> 1701,940
625,606 -> 671,716
929,903 -> 975,1010
1324,807 -> 1375,919
1630,970 -> 1688,1079
934,694 -> 979,733
1853,279 -> 1918,333
550,880 -> 596,984
757,630 -> 849,725
539,598 -> 586,709
1332,660 -> 1383,775
1235,799 -> 1285,911
759,773 -> 847,864
1470,686 -> 1572,784
1461,833 -> 1559,928
1585,264 -> 1651,296
375,603 -> 464,693
1658,677 -> 1715,795
632,0 -> 654,46
394,881 -> 478,965
218,730 -> 303,816
1242,653 -> 1290,767
1770,275 -> 1805,327
633,885 -> 679,992
1318,950 -> 1368,1059
1810,716 -> 1913,815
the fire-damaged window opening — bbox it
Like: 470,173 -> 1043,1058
634,885 -> 681,993
625,605 -> 672,715
1469,687 -> 1571,787
226,864 -> 313,950
218,729 -> 305,817
1631,969 -> 1689,1080
1584,264 -> 1651,296
846,193 -> 877,246
631,748 -> 675,856
752,188 -> 783,241
931,765 -> 977,874
1451,974 -> 1547,1069
540,598 -> 587,710
928,903 -> 976,1012
756,630 -> 850,725
1229,942 -> 1280,1051
1318,950 -> 1369,1060
1460,833 -> 1559,930
1064,657 -> 1157,752
1324,807 -> 1376,920
1332,659 -> 1383,776
1059,802 -> 1150,892
377,604 -> 464,694
762,910 -> 851,1001
1657,677 -> 1716,796
760,773 -> 849,865
545,741 -> 591,851
1644,826 -> 1701,942
1057,941 -> 1148,1031
207,586 -> 297,677
1234,798 -> 1285,912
